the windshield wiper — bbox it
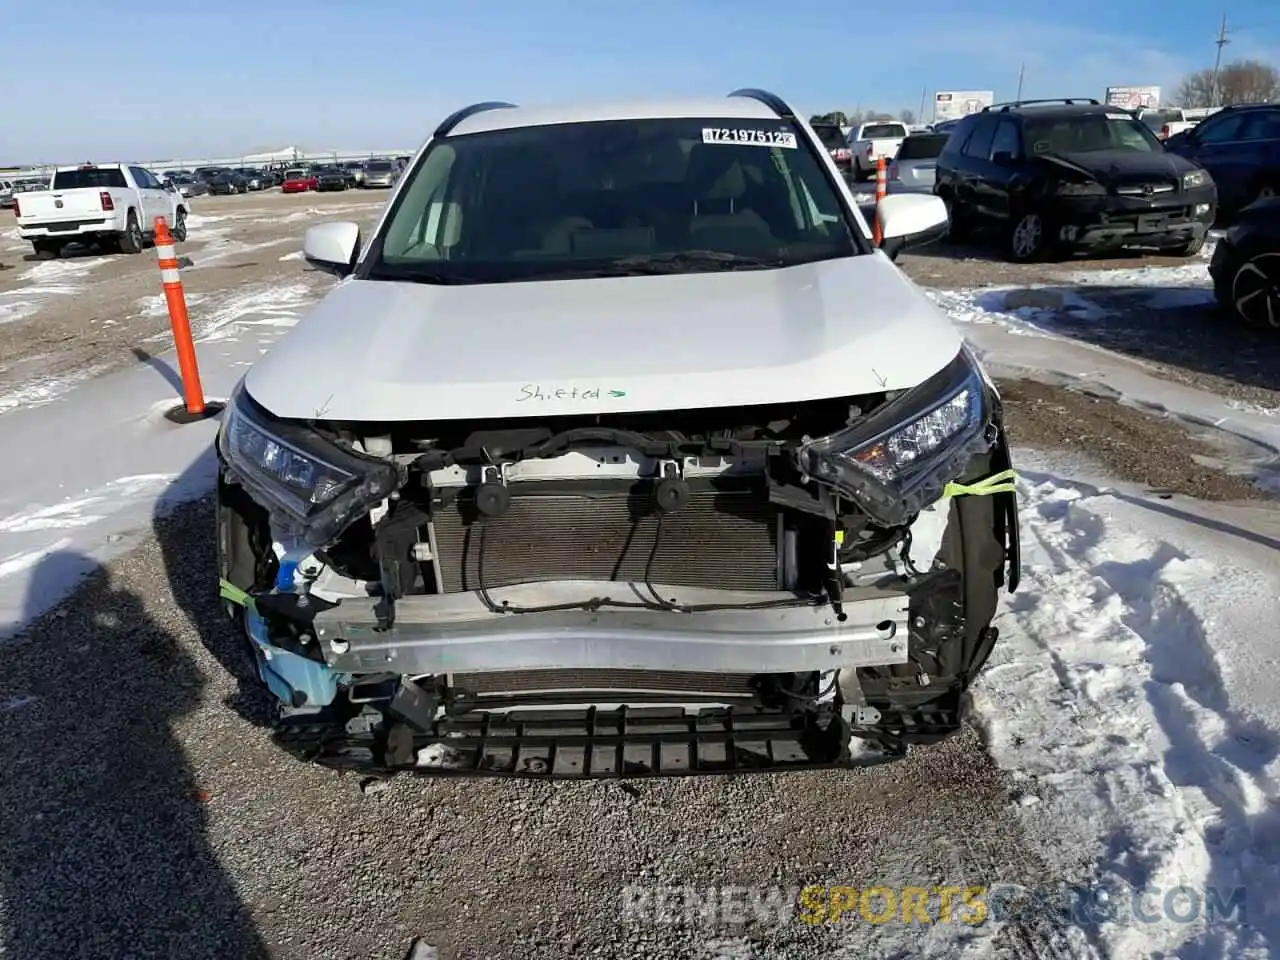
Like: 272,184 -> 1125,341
602,250 -> 787,274
365,263 -> 481,285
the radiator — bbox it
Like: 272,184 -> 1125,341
429,485 -> 779,593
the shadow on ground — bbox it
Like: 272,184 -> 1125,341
976,285 -> 1279,394
0,546 -> 269,959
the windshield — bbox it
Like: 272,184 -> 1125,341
810,125 -> 845,150
367,116 -> 858,284
896,134 -> 949,160
366,161 -> 393,171
52,167 -> 128,189
284,169 -> 306,179
1023,114 -> 1163,155
861,123 -> 907,139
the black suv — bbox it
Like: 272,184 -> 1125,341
934,98 -> 1217,262
1164,102 -> 1280,222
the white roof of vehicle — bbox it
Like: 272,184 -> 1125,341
448,96 -> 781,135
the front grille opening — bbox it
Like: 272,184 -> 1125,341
429,479 -> 782,593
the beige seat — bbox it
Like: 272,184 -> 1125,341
688,162 -> 775,247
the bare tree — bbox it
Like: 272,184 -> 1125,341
898,109 -> 917,124
1175,59 -> 1280,107
809,112 -> 846,126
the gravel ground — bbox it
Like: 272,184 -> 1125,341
997,378 -> 1277,501
0,497 -> 1070,960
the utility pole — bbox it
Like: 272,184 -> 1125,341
1016,63 -> 1025,101
1209,14 -> 1229,107
918,86 -> 927,124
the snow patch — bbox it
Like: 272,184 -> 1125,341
0,364 -> 113,416
0,538 -> 74,580
134,291 -> 208,319
1067,258 -> 1213,289
16,257 -> 108,284
196,282 -> 319,341
0,475 -> 175,535
278,250 -> 304,262
974,457 -> 1280,958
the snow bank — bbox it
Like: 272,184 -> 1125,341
975,451 -> 1280,958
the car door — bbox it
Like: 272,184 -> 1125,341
1173,112 -> 1249,209
1234,108 -> 1280,202
128,166 -> 163,227
955,115 -> 998,220
980,118 -> 1025,224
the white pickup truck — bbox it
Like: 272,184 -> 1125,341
848,121 -> 909,181
14,162 -> 189,258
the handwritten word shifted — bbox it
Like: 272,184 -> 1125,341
516,384 -> 625,402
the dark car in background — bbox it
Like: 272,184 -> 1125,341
1163,102 -> 1280,222
342,160 -> 366,187
934,98 -> 1216,261
360,158 -> 400,188
811,121 -> 853,177
314,166 -> 349,192
207,170 -> 250,195
235,168 -> 270,191
169,173 -> 209,198
887,133 -> 950,194
1210,196 -> 1280,329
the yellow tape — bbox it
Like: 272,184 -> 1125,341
943,468 -> 1018,498
219,578 -> 256,612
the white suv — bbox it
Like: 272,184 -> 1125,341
215,89 -> 1020,778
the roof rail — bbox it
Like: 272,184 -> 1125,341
433,101 -> 518,139
727,88 -> 795,119
982,98 -> 1102,113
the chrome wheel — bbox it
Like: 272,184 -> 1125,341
1010,213 -> 1043,260
1231,252 -> 1280,328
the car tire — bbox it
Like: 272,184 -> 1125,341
1007,211 -> 1048,263
118,211 -> 144,254
941,195 -> 971,243
1226,250 -> 1280,329
31,239 -> 62,259
173,208 -> 188,243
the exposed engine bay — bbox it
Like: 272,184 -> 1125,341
216,350 -> 1020,777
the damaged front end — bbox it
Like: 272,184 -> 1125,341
215,348 -> 1020,778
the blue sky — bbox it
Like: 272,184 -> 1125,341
4,0 -> 1278,163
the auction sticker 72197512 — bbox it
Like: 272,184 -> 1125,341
702,127 -> 797,148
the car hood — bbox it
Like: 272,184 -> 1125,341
244,254 -> 965,423
1037,149 -> 1194,183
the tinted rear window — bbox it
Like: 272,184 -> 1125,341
896,134 -> 949,160
52,167 -> 127,190
861,123 -> 907,139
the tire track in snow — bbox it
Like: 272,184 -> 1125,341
973,467 -> 1279,957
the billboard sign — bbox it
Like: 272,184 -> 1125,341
1104,86 -> 1161,110
933,90 -> 994,122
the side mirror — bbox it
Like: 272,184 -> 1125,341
875,194 -> 949,261
303,221 -> 361,277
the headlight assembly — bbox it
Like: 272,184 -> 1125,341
217,382 -> 404,546
1182,169 -> 1210,189
797,349 -> 996,526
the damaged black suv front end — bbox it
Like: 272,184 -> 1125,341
215,347 -> 1020,779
